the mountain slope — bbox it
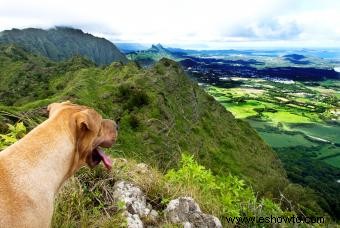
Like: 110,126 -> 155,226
0,44 -> 96,106
0,27 -> 128,65
0,44 -> 289,195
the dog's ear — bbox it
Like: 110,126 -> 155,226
74,109 -> 102,161
75,109 -> 102,132
69,109 -> 102,173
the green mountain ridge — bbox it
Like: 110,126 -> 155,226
0,27 -> 128,65
0,44 -> 326,220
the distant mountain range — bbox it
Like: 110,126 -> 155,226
126,43 -> 339,81
0,27 -> 128,65
115,43 -> 149,53
127,44 -> 181,66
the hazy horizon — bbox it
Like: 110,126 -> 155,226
2,26 -> 340,53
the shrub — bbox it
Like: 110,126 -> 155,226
128,114 -> 140,129
126,89 -> 149,110
155,64 -> 165,74
0,122 -> 26,150
52,168 -> 127,227
165,154 -> 291,222
117,83 -> 150,111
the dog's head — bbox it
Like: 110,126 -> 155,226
47,101 -> 118,171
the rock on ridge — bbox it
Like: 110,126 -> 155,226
164,197 -> 222,228
113,180 -> 158,227
112,179 -> 222,228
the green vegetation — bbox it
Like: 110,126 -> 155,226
204,76 -> 340,220
165,154 -> 292,219
277,145 -> 340,219
206,78 -> 338,124
52,154 -> 299,227
0,122 -> 26,150
0,44 -> 288,195
124,44 -> 340,221
0,44 -> 331,224
0,44 -> 96,106
0,123 -> 304,226
0,27 -> 128,65
205,77 -> 340,168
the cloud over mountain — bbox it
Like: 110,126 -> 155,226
0,0 -> 339,48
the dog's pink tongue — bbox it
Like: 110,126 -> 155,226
97,148 -> 112,170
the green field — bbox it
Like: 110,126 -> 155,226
205,78 -> 340,168
260,132 -> 317,147
324,155 -> 340,167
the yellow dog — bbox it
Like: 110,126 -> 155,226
0,101 -> 118,227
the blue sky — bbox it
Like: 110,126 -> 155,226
0,0 -> 339,49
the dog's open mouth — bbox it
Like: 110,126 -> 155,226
90,147 -> 112,170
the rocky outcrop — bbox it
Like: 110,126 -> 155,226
113,179 -> 222,228
164,197 -> 222,228
112,181 -> 159,228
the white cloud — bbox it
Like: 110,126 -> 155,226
0,0 -> 339,48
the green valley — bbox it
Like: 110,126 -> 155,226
196,67 -> 340,220
205,77 -> 339,167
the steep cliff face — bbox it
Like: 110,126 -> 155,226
0,27 -> 128,65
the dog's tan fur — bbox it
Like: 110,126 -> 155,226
0,101 -> 117,227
